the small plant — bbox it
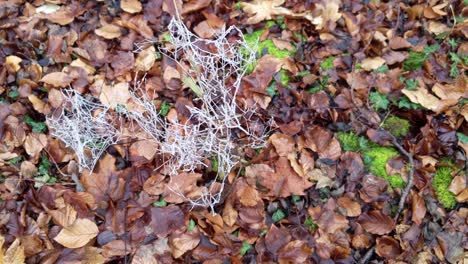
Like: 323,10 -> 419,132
369,91 -> 389,110
8,87 -> 19,101
403,44 -> 440,71
187,219 -> 196,232
304,216 -> 318,232
24,116 -> 47,133
320,56 -> 335,71
448,52 -> 468,78
399,77 -> 418,90
272,208 -> 286,222
382,116 -> 410,137
153,197 -> 167,207
240,242 -> 252,256
308,75 -> 330,94
374,64 -> 389,73
34,155 -> 56,188
159,100 -> 171,117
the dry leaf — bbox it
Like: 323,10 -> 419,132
428,21 -> 450,35
337,196 -> 362,217
402,87 -> 448,114
49,203 -> 78,228
121,0 -> 142,13
24,134 -> 47,159
240,0 -> 292,24
28,94 -> 50,115
135,46 -> 157,72
2,238 -> 25,264
54,218 -> 99,248
269,133 -> 295,157
99,82 -> 131,109
41,72 -> 74,87
95,24 -> 122,39
70,58 -> 95,75
411,193 -> 426,225
361,57 -> 386,71
375,236 -> 401,259
45,7 -> 75,25
310,0 -> 342,30
358,210 -> 395,235
5,55 -> 22,72
170,232 -> 200,258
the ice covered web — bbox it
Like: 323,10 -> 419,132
46,90 -> 119,171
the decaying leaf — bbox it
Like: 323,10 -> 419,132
54,218 -> 99,248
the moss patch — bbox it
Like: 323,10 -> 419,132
242,28 -> 296,73
337,132 -> 405,188
382,116 -> 410,137
433,166 -> 457,209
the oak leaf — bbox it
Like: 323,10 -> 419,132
54,218 -> 99,248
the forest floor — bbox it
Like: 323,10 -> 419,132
0,0 -> 467,263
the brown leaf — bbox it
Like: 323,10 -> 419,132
54,218 -> 99,248
2,238 -> 25,264
182,0 -> 211,14
121,0 -> 142,13
278,240 -> 314,264
45,7 -> 75,25
269,133 -> 295,157
389,37 -> 412,50
5,55 -> 22,73
411,193 -> 426,225
143,173 -> 166,196
361,57 -> 385,71
375,236 -> 401,259
103,240 -> 131,258
49,203 -> 78,228
337,196 -> 362,217
303,126 -> 341,161
134,46 -> 157,72
24,133 -> 47,159
28,94 -> 51,115
170,231 -> 200,258
99,82 -> 131,109
240,0 -> 293,24
150,205 -> 185,238
41,72 -> 73,87
358,210 -> 395,235
95,24 -> 122,39
265,225 -> 291,254
163,173 -> 203,203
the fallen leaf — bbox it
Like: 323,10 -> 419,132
99,82 -> 131,109
2,238 -> 25,264
54,218 -> 99,248
278,240 -> 314,263
411,193 -> 426,225
170,231 -> 200,258
95,24 -> 122,39
310,0 -> 342,30
103,240 -> 130,258
402,86 -> 449,114
70,58 -> 95,75
150,205 -> 185,238
337,196 -> 362,217
181,0 -> 211,14
428,21 -> 450,35
49,203 -> 78,228
135,46 -> 157,72
24,133 -> 47,159
41,72 -> 74,87
361,57 -> 386,71
358,210 -> 395,235
269,133 -> 295,157
121,0 -> 142,13
375,236 -> 401,259
5,55 -> 22,72
45,7 -> 75,25
240,0 -> 292,24
28,94 -> 51,115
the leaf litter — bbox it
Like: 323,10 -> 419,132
0,0 -> 467,263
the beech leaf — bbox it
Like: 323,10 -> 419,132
54,218 -> 99,248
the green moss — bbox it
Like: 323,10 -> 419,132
279,69 -> 290,86
382,116 -> 410,137
242,29 -> 296,73
337,132 -> 405,188
387,174 -> 406,188
433,166 -> 457,209
363,147 -> 400,187
337,132 -> 361,152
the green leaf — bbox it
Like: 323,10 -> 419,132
187,219 -> 196,232
159,101 -> 171,117
457,132 -> 468,144
320,56 -> 335,70
24,116 -> 47,133
374,64 -> 388,73
272,209 -> 286,223
7,156 -> 23,166
8,88 -> 20,100
266,81 -> 278,97
304,216 -> 318,232
292,195 -> 301,203
369,91 -> 389,110
153,198 -> 167,207
38,155 -> 51,176
397,96 -> 422,109
240,242 -> 252,256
